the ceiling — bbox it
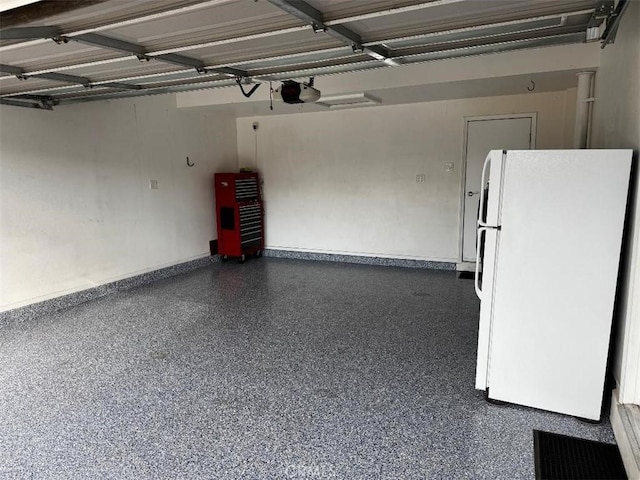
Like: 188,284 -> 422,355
0,0 -> 620,110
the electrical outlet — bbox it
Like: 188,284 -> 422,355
149,179 -> 159,189
445,162 -> 454,172
416,174 -> 426,183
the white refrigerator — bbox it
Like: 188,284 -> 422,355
474,149 -> 632,421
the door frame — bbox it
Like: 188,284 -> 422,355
458,113 -> 538,265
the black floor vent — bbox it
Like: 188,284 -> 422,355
534,430 -> 627,480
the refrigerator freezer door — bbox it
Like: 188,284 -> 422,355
486,150 -> 632,420
480,150 -> 506,228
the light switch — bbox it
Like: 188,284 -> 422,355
416,174 -> 426,183
445,163 -> 454,172
150,179 -> 159,189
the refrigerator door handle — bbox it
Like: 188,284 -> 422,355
474,226 -> 489,299
477,153 -> 492,227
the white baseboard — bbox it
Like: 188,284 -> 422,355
611,389 -> 640,480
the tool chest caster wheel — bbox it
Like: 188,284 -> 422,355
239,254 -> 246,264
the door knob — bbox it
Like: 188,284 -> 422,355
468,191 -> 480,197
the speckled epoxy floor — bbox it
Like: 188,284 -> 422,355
0,259 -> 616,479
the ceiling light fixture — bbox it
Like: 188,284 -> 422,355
316,93 -> 381,109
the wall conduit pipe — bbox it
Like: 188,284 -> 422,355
574,70 -> 595,148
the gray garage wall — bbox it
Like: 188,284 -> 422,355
236,90 -> 576,262
0,94 -> 237,312
591,0 -> 640,404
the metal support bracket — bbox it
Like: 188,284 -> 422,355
588,0 -> 615,27
312,23 -> 326,33
584,0 -> 614,42
0,98 -> 52,109
0,26 -> 61,40
100,82 -> 143,90
0,94 -> 58,110
600,0 -> 629,48
70,32 -> 149,59
0,63 -> 25,75
34,71 -> 91,85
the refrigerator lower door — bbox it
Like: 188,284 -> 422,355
475,226 -> 499,390
485,150 -> 631,420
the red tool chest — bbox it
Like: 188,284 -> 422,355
214,172 -> 264,263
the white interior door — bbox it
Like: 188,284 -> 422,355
462,116 -> 533,262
